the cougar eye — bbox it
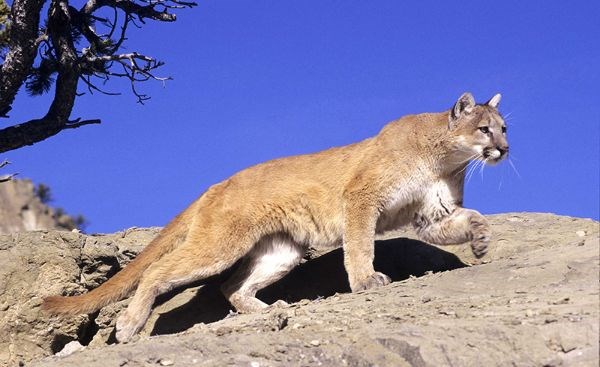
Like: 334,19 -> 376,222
478,126 -> 490,134
502,126 -> 507,133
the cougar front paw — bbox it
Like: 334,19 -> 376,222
470,216 -> 491,258
352,272 -> 392,292
471,235 -> 490,258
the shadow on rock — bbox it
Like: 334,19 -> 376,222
150,237 -> 467,336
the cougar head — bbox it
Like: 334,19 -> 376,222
448,92 -> 509,166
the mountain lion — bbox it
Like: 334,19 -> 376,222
42,92 -> 509,342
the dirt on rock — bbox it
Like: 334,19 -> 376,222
0,213 -> 597,367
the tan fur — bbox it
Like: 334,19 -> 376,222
42,92 -> 509,342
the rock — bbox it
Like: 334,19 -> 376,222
0,179 -> 80,234
0,213 -> 597,367
55,341 -> 84,357
0,227 -> 160,366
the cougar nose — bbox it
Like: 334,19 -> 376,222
497,145 -> 509,156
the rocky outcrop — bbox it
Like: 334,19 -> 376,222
0,213 -> 597,367
0,227 -> 159,366
0,179 -> 79,234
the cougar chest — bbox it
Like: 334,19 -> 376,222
376,180 -> 425,234
417,179 -> 463,224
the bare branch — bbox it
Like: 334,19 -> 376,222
111,12 -> 129,52
106,6 -> 119,39
138,0 -> 198,9
83,51 -> 171,103
79,75 -> 121,96
0,115 -> 101,153
0,173 -> 18,183
82,0 -> 196,22
0,160 -> 17,183
63,117 -> 101,129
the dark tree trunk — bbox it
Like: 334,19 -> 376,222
0,0 -> 46,115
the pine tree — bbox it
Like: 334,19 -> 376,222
0,0 -> 196,153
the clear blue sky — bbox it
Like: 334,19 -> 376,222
4,1 -> 599,233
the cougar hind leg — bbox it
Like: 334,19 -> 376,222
115,230 -> 254,342
221,234 -> 305,313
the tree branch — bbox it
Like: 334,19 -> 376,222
0,105 -> 11,118
83,51 -> 170,103
0,160 -> 17,183
80,75 -> 121,96
63,117 -> 101,129
45,0 -> 79,121
82,0 -> 195,22
0,0 -> 196,153
0,116 -> 101,153
0,174 -> 17,183
0,0 -> 101,154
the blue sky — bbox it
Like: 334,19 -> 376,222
4,1 -> 599,233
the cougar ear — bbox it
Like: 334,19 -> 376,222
449,92 -> 475,129
486,93 -> 502,108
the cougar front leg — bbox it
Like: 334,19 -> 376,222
415,208 -> 491,258
343,200 -> 391,292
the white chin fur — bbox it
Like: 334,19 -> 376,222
489,149 -> 501,159
486,154 -> 506,166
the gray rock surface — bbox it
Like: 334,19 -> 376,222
0,227 -> 160,366
0,213 -> 597,366
0,179 -> 78,234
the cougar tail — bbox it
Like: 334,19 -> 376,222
41,208 -> 194,316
